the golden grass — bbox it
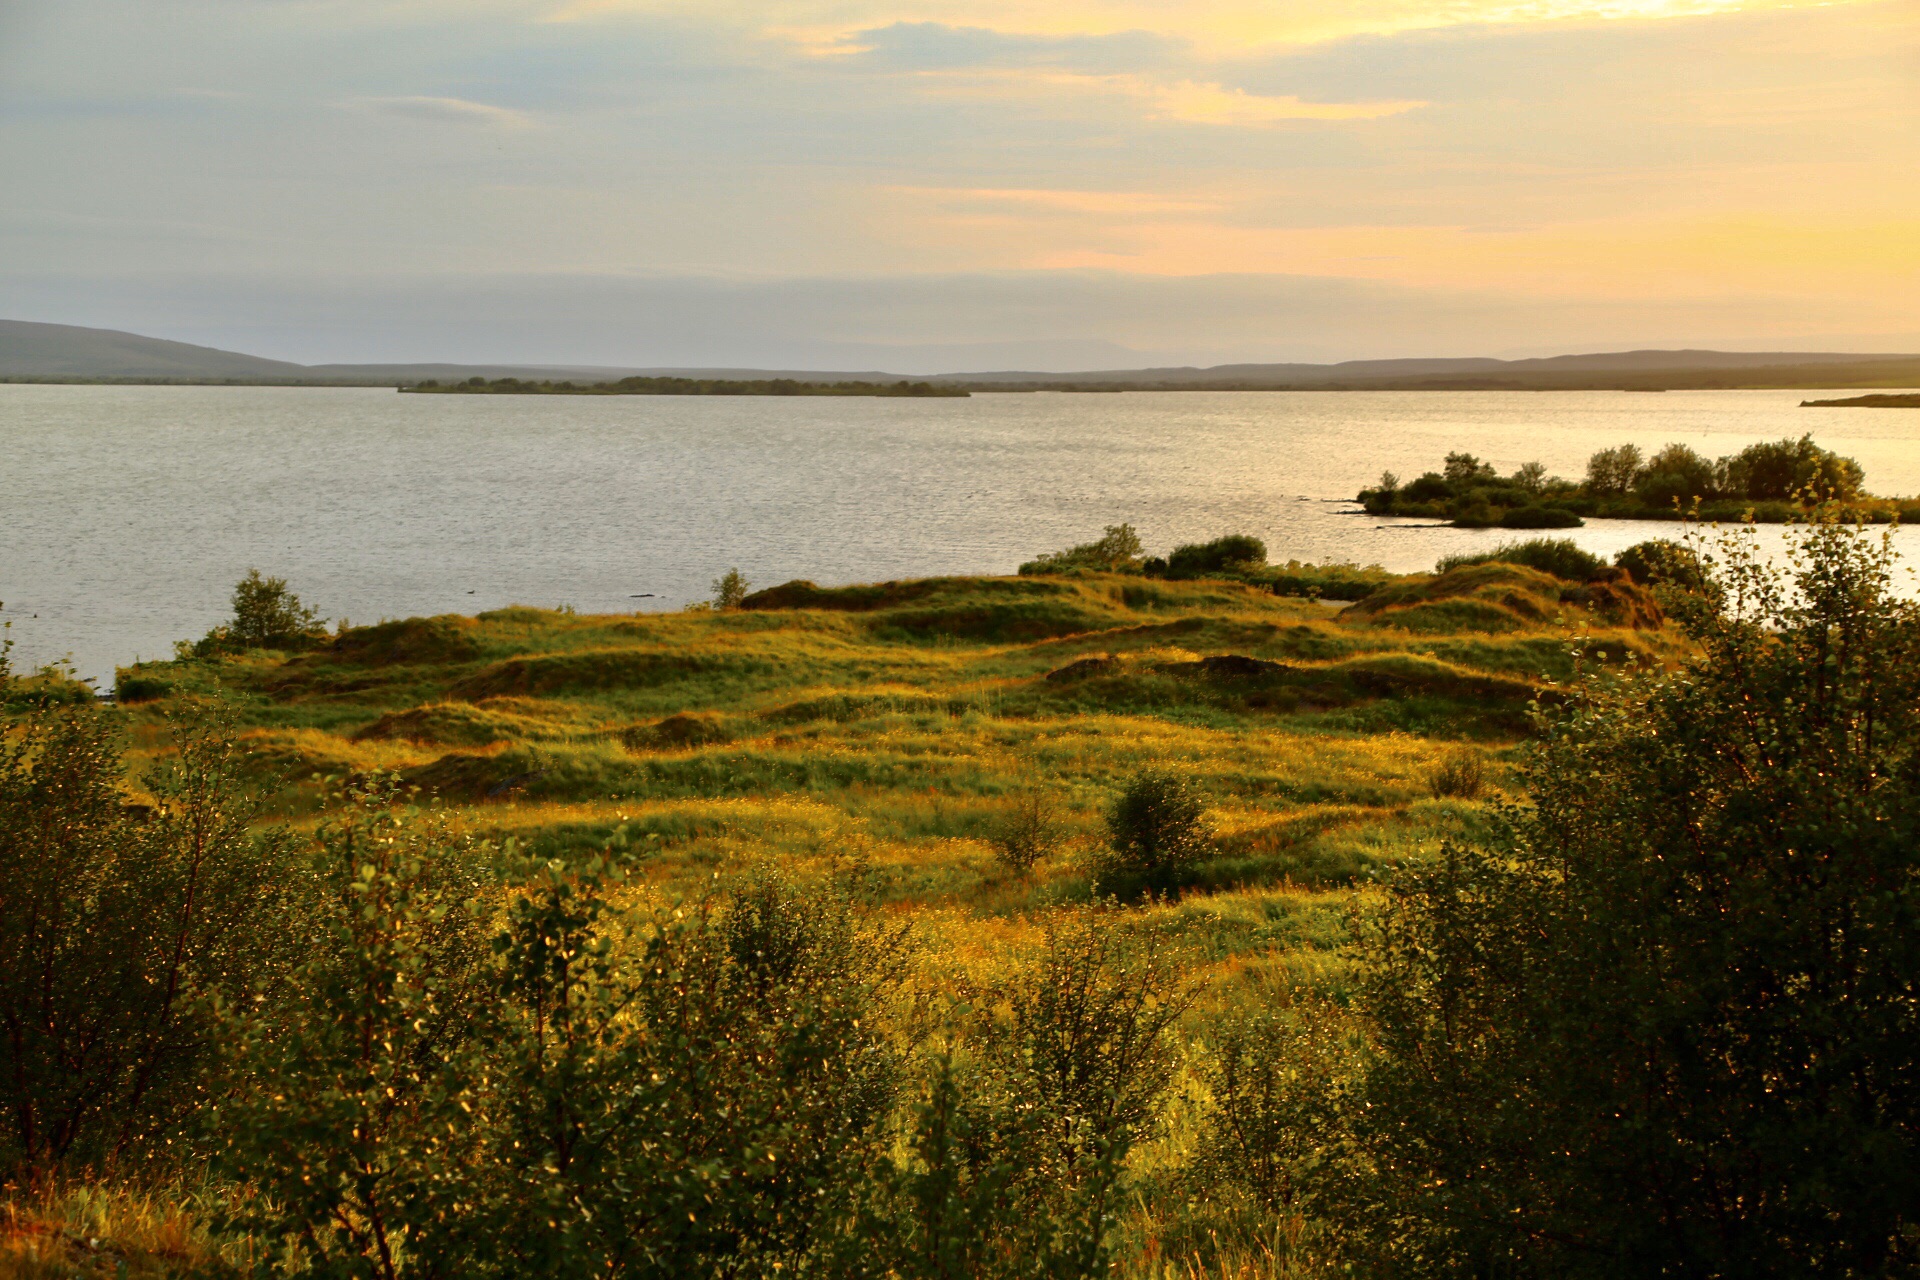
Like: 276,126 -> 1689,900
74,567 -> 1687,1273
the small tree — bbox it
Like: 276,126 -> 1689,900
1099,770 -> 1213,892
991,791 -> 1063,875
1511,461 -> 1548,495
1632,442 -> 1718,508
227,569 -> 325,648
1442,453 -> 1496,486
712,568 -> 750,610
1583,444 -> 1644,495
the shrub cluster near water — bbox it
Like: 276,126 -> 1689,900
1357,433 -> 1914,527
1019,523 -> 1393,601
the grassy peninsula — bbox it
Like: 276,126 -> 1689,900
402,375 -> 968,397
6,520 -> 1918,1278
1801,392 -> 1920,408
1357,433 -> 1918,528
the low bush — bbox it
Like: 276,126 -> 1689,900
1425,749 -> 1487,800
3,665 -> 96,708
1614,539 -> 1712,594
1263,560 -> 1394,601
1497,505 -> 1582,529
849,910 -> 1196,1278
1192,1002 -> 1351,1215
1164,534 -> 1267,580
1018,524 -> 1145,575
1436,538 -> 1605,582
113,672 -> 172,703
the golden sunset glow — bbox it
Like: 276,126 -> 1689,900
6,0 -> 1917,359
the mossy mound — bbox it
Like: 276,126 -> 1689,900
1333,654 -> 1545,705
1046,655 -> 1122,682
452,648 -> 774,699
1340,563 -> 1568,633
744,575 -> 1136,643
352,701 -> 576,747
623,712 -> 734,751
405,747 -> 546,802
739,578 -> 957,612
761,691 -> 952,725
331,616 -> 484,666
5,669 -> 98,708
1559,569 -> 1664,629
1160,654 -> 1291,681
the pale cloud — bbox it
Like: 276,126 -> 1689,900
552,0 -> 1870,54
347,95 -> 533,128
888,187 -> 1225,215
878,66 -> 1425,126
1148,81 -> 1424,124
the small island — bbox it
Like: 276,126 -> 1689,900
1801,393 -> 1920,408
1356,434 -> 1918,527
403,374 -> 968,397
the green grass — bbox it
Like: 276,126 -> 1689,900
113,567 -> 1677,918
63,565 -> 1687,1277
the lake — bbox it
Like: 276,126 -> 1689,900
5,384 -> 1918,684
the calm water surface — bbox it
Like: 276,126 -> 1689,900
6,385 -> 1919,683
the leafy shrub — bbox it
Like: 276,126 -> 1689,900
990,790 -> 1063,874
1401,472 -> 1452,503
216,777 -> 496,1273
1425,750 -> 1486,800
1614,539 -> 1712,594
1098,770 -> 1214,892
1510,461 -> 1550,494
1265,560 -> 1394,602
1019,524 -> 1145,575
1443,453 -> 1497,486
1632,442 -> 1719,508
113,673 -> 172,703
1192,1003 -> 1351,1214
852,911 -> 1196,1278
1164,534 -> 1267,580
224,838 -> 906,1278
2,664 -> 96,709
1497,505 -> 1582,529
1435,538 -> 1605,582
0,703 -> 299,1178
1342,518 -> 1920,1275
1722,433 -> 1864,501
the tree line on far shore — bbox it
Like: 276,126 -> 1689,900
1356,434 -> 1906,527
403,375 -> 967,397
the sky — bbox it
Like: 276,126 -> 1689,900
1,0 -> 1916,370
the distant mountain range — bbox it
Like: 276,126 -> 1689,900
4,319 -> 1918,392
